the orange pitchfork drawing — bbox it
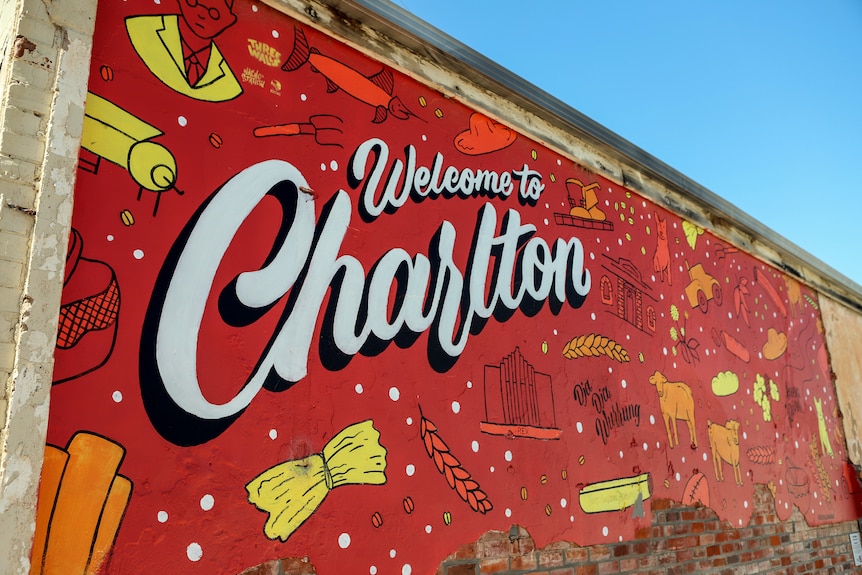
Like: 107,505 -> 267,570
253,114 -> 344,147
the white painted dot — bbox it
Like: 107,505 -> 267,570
157,510 -> 168,523
320,163 -> 327,171
300,93 -> 307,101
505,508 -> 512,517
402,564 -> 412,575
187,543 -> 202,562
643,443 -> 648,451
576,422 -> 583,433
338,533 -> 351,548
252,4 -> 258,11
370,567 -> 377,575
112,390 -> 123,403
649,415 -> 655,425
451,401 -> 461,414
107,234 -> 114,241
471,440 -> 479,453
406,464 -> 415,477
406,417 -> 413,425
621,379 -> 627,389
355,383 -> 364,394
682,457 -> 686,463
570,515 -> 574,522
619,451 -> 623,458
177,115 -> 187,126
703,453 -> 708,461
591,312 -> 596,320
272,29 -> 280,38
544,218 -> 549,225
133,249 -> 144,259
560,498 -> 568,508
330,160 -> 338,171
421,134 -> 427,141
553,329 -> 558,335
602,526 -> 609,536
656,442 -> 660,449
675,473 -> 680,481
490,466 -> 495,472
466,380 -> 473,388
389,387 -> 400,401
390,549 -> 397,559
744,500 -> 749,508
269,429 -> 277,440
200,494 -> 214,511
504,450 -> 513,462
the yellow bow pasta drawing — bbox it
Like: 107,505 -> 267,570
246,420 -> 387,541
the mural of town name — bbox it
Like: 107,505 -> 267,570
33,1 -> 858,574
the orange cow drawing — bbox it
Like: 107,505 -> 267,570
648,371 -> 697,449
707,419 -> 743,485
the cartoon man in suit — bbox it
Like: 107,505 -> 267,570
126,0 -> 242,102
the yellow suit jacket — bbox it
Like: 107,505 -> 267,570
126,14 -> 242,102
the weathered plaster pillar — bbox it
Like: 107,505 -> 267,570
0,0 -> 96,571
821,295 -> 862,466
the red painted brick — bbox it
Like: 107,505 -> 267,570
634,526 -> 652,540
611,544 -> 629,558
669,536 -> 698,550
589,545 -> 611,561
675,549 -> 694,562
565,547 -> 589,563
596,560 -> 620,574
538,550 -> 565,567
453,542 -> 478,560
650,499 -> 672,510
477,557 -> 508,573
509,553 -> 537,571
574,566 -> 597,575
478,534 -> 510,559
548,569 -> 576,575
446,563 -> 477,575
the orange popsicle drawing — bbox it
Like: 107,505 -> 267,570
282,26 -> 415,123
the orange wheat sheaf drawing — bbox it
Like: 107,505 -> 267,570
562,333 -> 630,363
746,445 -> 776,465
420,410 -> 492,514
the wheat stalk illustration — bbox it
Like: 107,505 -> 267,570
419,409 -> 492,514
746,445 -> 776,465
562,333 -> 630,363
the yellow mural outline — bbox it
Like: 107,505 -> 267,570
126,14 -> 242,102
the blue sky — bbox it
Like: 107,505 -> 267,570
397,1 -> 862,288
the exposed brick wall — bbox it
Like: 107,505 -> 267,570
0,0 -> 96,571
239,485 -> 862,575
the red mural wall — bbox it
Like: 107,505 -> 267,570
31,1 -> 860,574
